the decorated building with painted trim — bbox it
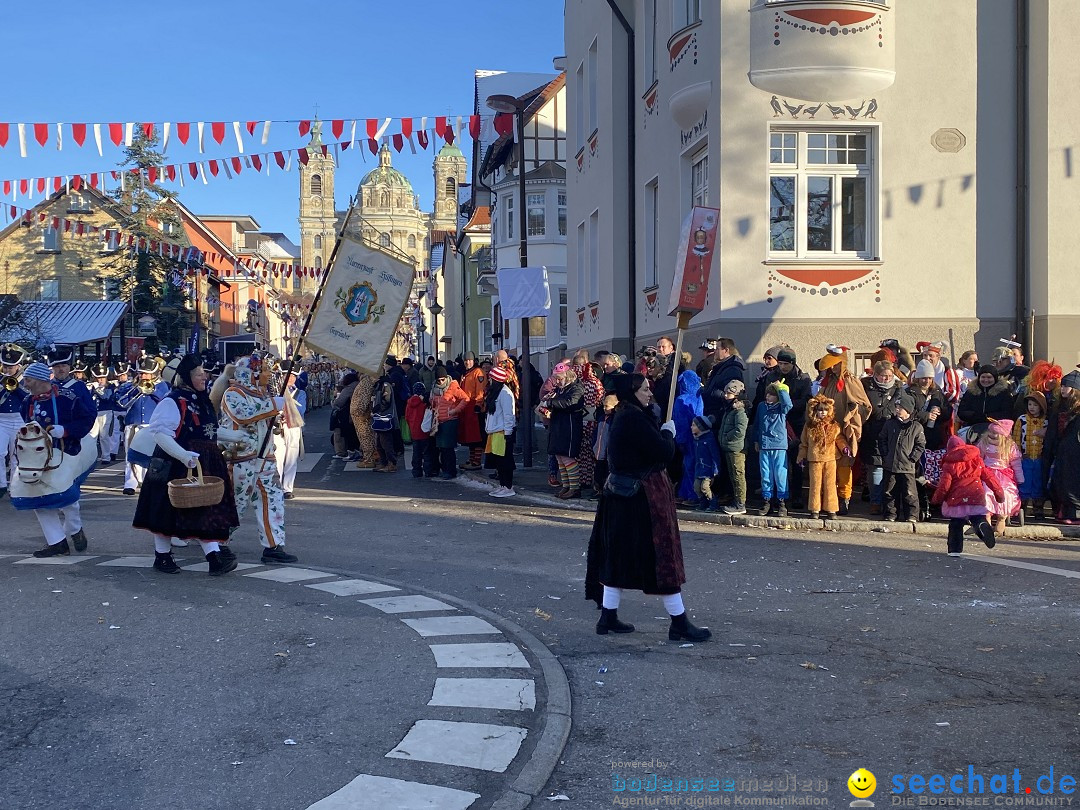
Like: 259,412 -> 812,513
565,0 -> 1079,370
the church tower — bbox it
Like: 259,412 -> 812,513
298,122 -> 337,289
431,142 -> 468,233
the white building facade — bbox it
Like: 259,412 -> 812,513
565,0 -> 1079,369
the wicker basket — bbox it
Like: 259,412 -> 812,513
168,459 -> 225,509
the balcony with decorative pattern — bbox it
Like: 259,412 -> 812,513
748,0 -> 895,102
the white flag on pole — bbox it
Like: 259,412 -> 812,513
496,266 -> 551,318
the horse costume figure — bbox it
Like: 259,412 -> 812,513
12,361 -> 98,556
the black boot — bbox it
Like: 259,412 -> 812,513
838,498 -> 850,516
33,538 -> 70,558
206,550 -> 238,576
217,544 -> 237,563
262,547 -> 298,564
759,499 -> 774,517
776,500 -> 788,517
975,519 -> 996,549
596,608 -> 635,635
70,529 -> 88,552
153,552 -> 181,574
668,613 -> 712,642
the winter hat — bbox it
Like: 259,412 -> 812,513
988,419 -> 1014,437
692,415 -> 714,432
978,364 -> 1000,380
22,362 -> 52,382
764,345 -> 785,360
895,393 -> 917,414
553,362 -> 571,375
385,355 -> 399,367
412,381 -> 427,395
765,382 -> 783,397
699,339 -> 716,351
946,435 -> 966,452
991,346 -> 1013,363
723,379 -> 745,396
1024,391 -> 1048,415
400,357 -> 414,367
776,348 -> 797,364
488,366 -> 509,384
1061,368 -> 1080,391
913,359 -> 936,380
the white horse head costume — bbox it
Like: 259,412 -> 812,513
10,421 -> 98,511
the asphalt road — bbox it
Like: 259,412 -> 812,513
3,427 -> 1080,809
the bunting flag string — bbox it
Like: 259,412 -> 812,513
0,114 -> 498,156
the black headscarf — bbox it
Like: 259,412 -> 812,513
613,373 -> 647,405
175,353 -> 202,389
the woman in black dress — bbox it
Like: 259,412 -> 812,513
585,373 -> 711,642
132,354 -> 240,575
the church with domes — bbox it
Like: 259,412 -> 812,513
297,128 -> 466,358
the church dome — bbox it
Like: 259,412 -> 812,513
360,142 -> 414,193
437,141 -> 464,159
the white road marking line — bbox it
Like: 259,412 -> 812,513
97,556 -> 155,568
402,616 -> 500,638
386,719 -> 528,773
294,453 -> 324,474
428,642 -> 529,669
358,595 -> 456,613
305,773 -> 479,810
306,579 -> 400,597
960,553 -> 1080,579
182,562 -> 263,573
14,555 -> 99,565
429,678 -> 536,711
243,567 -> 334,583
281,494 -> 415,503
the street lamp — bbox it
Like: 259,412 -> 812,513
486,92 -> 535,467
428,299 -> 443,361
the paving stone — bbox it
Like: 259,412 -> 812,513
359,594 -> 455,613
401,615 -> 500,637
429,677 -> 536,711
243,568 -> 333,583
429,642 -> 529,669
386,719 -> 528,773
306,579 -> 400,597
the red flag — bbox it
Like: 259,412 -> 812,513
392,133 -> 404,152
147,167 -> 158,184
141,122 -> 154,140
211,122 -> 225,144
494,113 -> 513,136
417,130 -> 429,150
298,120 -> 311,137
33,123 -> 48,146
36,178 -> 45,193
51,217 -> 59,229
297,149 -> 309,166
231,157 -> 242,173
367,118 -> 379,139
321,144 -> 328,157
331,119 -> 344,139
0,123 -> 8,148
251,154 -> 262,172
188,162 -> 198,179
274,151 -> 286,169
246,120 -> 258,135
89,173 -> 99,188
469,115 -> 481,139
446,129 -> 455,145
208,161 -> 219,177
71,123 -> 87,146
19,179 -> 27,195
2,181 -> 8,195
176,122 -> 190,144
71,175 -> 82,191
341,140 -> 350,150
435,116 -> 447,139
63,219 -> 71,233
368,138 -> 378,155
166,165 -> 176,181
76,221 -> 85,235
109,123 -> 123,146
52,177 -> 62,192
401,118 -> 413,139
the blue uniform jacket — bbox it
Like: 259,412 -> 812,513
58,377 -> 97,419
753,388 -> 793,450
693,430 -> 721,479
92,383 -> 123,412
22,385 -> 96,455
117,381 -> 170,424
0,385 -> 28,415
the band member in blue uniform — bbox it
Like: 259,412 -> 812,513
90,360 -> 121,466
14,362 -> 97,556
0,343 -> 29,498
47,345 -> 97,416
117,354 -> 169,495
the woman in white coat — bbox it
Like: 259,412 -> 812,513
484,366 -> 518,498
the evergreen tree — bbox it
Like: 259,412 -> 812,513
108,130 -> 189,353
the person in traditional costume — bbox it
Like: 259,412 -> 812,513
817,345 -> 872,515
0,343 -> 29,498
117,353 -> 169,495
90,359 -> 121,466
458,352 -> 487,471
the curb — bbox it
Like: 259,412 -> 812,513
460,471 -> 1080,542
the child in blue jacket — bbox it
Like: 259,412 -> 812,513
691,415 -> 721,511
754,381 -> 793,516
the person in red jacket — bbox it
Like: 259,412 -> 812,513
404,382 -> 431,478
931,435 -> 1005,556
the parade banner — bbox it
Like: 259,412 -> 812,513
667,205 -> 720,316
303,236 -> 414,376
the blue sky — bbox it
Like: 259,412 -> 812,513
0,0 -> 565,242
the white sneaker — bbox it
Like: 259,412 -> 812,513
170,538 -> 189,548
488,486 -> 508,497
492,487 -> 517,498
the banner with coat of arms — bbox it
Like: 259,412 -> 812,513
304,236 -> 415,376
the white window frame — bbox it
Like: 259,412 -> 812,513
690,146 -> 708,208
558,288 -> 568,337
644,178 -> 660,288
506,194 -> 514,241
379,233 -> 391,248
644,0 -> 658,86
675,0 -> 701,30
557,191 -> 567,237
102,228 -> 120,253
588,209 -> 600,304
67,193 -> 92,214
575,62 -> 585,151
479,317 -> 493,354
314,235 -> 323,250
576,221 -> 586,306
40,278 -> 59,300
42,226 -> 60,252
527,192 -> 546,237
767,125 -> 878,261
587,39 -> 598,136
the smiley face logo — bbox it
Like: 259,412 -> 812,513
848,768 -> 877,798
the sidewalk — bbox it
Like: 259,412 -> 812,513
462,450 -> 1080,542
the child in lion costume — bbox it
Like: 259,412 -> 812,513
797,394 -> 850,519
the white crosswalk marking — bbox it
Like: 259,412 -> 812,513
428,642 -> 529,669
14,555 -> 98,565
97,556 -> 155,568
386,719 -> 528,773
402,616 -> 500,637
959,553 -> 1080,579
244,568 -> 334,583
429,678 -> 536,711
294,453 -> 324,474
359,594 -> 456,613
182,562 -> 263,573
306,579 -> 400,596
305,773 -> 479,810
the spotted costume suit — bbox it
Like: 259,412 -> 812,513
219,356 -> 288,551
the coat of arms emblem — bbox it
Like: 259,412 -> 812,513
336,281 -> 385,325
